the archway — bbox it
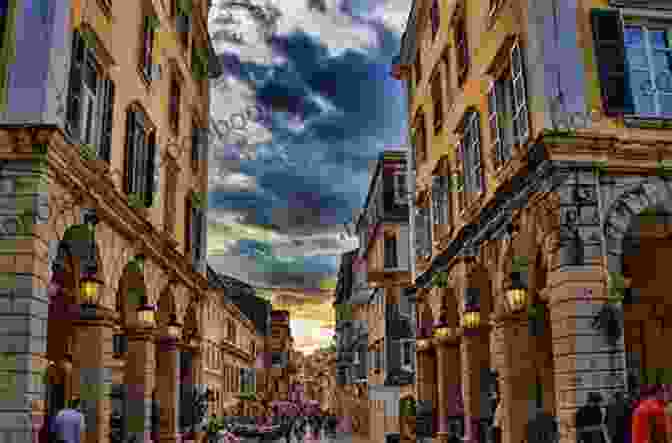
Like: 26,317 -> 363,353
603,179 -> 672,394
461,262 -> 495,443
621,206 -> 672,392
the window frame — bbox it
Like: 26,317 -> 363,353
458,110 -> 483,198
124,105 -> 157,207
384,234 -> 398,269
453,4 -> 470,86
430,0 -> 440,40
169,72 -> 182,134
140,12 -> 158,84
623,19 -> 672,118
431,68 -> 443,134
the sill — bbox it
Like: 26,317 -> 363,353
623,114 -> 672,129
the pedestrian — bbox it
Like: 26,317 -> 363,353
606,391 -> 632,443
50,398 -> 86,443
576,392 -> 606,443
632,384 -> 667,443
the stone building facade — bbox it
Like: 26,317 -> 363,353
266,310 -> 295,402
334,151 -> 417,442
393,1 -> 672,443
0,0 -> 280,442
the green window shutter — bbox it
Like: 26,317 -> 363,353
590,8 -> 634,116
0,0 -> 18,113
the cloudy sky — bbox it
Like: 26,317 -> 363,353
206,0 -> 411,351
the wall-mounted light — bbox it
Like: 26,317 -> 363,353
506,271 -> 528,314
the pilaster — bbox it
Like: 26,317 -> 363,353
460,324 -> 491,443
546,266 -> 625,443
124,325 -> 156,443
155,336 -> 180,443
434,331 -> 462,442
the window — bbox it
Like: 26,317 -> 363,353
431,70 -> 443,134
432,175 -> 450,226
401,340 -> 414,368
458,111 -> 483,197
227,319 -> 235,342
172,0 -> 192,48
124,107 -> 157,207
185,192 -> 205,266
430,0 -> 440,40
140,13 -> 158,83
413,112 -> 427,164
191,120 -> 207,169
66,30 -> 116,161
488,75 -> 515,168
169,74 -> 181,133
375,345 -> 383,370
414,49 -> 422,83
454,5 -> 469,85
384,236 -> 398,269
394,172 -> 407,205
624,23 -> 672,117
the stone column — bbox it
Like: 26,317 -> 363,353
189,339 -> 206,441
434,332 -> 462,443
546,266 -> 625,443
496,316 -> 536,443
460,325 -> 491,443
71,305 -> 115,443
123,325 -> 156,443
155,335 -> 179,443
415,338 -> 435,442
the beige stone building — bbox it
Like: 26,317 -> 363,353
0,0 -> 279,442
393,1 -> 672,443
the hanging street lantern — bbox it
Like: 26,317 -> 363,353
167,313 -> 181,339
505,271 -> 528,314
461,287 -> 481,329
136,295 -> 156,326
79,275 -> 103,307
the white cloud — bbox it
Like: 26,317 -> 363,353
209,170 -> 259,192
371,0 -> 413,34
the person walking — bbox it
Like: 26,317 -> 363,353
632,384 -> 668,443
576,392 -> 607,443
50,398 -> 86,443
606,391 -> 632,443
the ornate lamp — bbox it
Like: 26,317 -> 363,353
433,293 -> 451,338
505,271 -> 528,313
136,295 -> 156,326
461,287 -> 481,329
79,275 -> 102,307
167,313 -> 181,338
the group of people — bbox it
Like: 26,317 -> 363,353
39,398 -> 86,443
576,385 -> 672,443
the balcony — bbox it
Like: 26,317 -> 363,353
384,368 -> 415,386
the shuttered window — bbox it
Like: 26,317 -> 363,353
591,9 -> 635,116
163,159 -> 178,234
431,70 -> 443,133
384,236 -> 398,269
454,6 -> 469,86
461,111 -> 483,196
124,108 -> 157,207
66,30 -> 116,161
510,41 -> 529,144
430,0 -> 440,39
140,15 -> 157,83
170,76 -> 181,133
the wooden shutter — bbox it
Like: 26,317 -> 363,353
124,109 -> 137,194
142,16 -> 152,79
590,9 -> 634,116
431,0 -> 439,39
66,30 -> 85,138
145,131 -> 157,207
99,78 -> 114,162
135,112 -> 147,198
510,40 -> 530,144
191,124 -> 200,163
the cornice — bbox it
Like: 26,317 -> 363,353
5,126 -> 210,302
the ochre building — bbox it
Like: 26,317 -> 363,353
393,1 -> 672,443
0,0 -> 277,442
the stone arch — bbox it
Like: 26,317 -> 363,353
604,177 -> 672,277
